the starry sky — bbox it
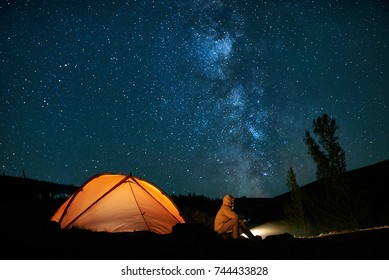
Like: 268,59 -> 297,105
1,0 -> 388,198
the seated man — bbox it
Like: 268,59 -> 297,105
214,195 -> 255,239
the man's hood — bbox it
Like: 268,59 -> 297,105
223,194 -> 235,206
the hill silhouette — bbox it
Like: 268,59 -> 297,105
0,159 -> 388,260
230,160 -> 389,228
174,160 -> 389,232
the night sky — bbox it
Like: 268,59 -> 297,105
1,0 -> 388,198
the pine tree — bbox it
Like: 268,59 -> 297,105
283,167 -> 310,236
304,113 -> 346,180
303,113 -> 363,232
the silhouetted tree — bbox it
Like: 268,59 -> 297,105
303,113 -> 364,233
304,113 -> 346,180
283,167 -> 310,236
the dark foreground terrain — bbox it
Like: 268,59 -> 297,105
1,222 -> 389,260
1,160 -> 389,260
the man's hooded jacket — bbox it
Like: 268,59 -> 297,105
214,195 -> 238,232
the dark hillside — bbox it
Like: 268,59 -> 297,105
166,160 -> 389,235
233,197 -> 284,224
269,160 -> 389,227
0,175 -> 77,230
345,160 -> 389,226
0,175 -> 77,200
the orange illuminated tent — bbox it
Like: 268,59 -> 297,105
51,173 -> 185,234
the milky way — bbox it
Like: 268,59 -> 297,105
1,0 -> 388,198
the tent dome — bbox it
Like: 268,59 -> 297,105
51,173 -> 185,234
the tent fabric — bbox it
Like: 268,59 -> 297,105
51,173 -> 185,234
